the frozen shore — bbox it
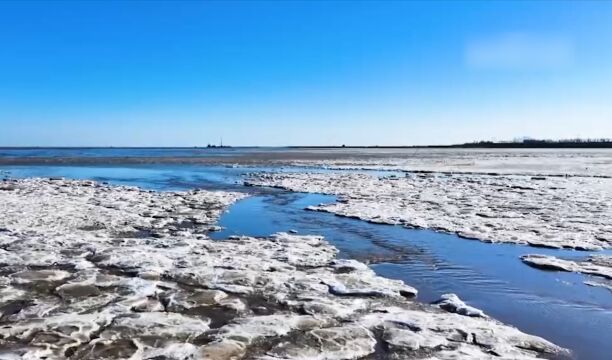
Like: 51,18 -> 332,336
3,149 -> 612,177
521,254 -> 612,279
0,178 -> 566,359
245,172 -> 612,251
521,254 -> 612,292
287,149 -> 612,178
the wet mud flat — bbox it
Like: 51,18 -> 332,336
0,178 -> 567,359
2,148 -> 612,177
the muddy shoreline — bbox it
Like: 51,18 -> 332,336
2,147 -> 612,179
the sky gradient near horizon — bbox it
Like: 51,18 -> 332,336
1,1 -> 611,146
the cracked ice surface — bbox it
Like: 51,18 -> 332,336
0,178 -> 566,359
246,172 -> 612,251
521,254 -> 612,293
521,254 -> 612,280
287,149 -> 612,178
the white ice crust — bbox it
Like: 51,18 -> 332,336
288,149 -> 612,178
246,172 -> 612,251
521,254 -> 612,280
0,178 -> 566,359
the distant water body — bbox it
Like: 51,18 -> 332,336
2,147 -> 611,159
0,147 -> 282,158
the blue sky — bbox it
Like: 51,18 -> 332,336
0,1 -> 611,146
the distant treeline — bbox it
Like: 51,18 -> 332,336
448,138 -> 612,149
290,138 -> 612,149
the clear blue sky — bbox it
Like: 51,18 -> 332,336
1,1 -> 611,146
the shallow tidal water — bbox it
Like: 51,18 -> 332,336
2,164 -> 611,360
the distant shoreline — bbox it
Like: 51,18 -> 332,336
289,143 -> 612,149
2,140 -> 612,150
2,144 -> 612,150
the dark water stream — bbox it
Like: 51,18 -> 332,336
2,164 -> 611,360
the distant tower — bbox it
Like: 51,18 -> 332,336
220,137 -> 223,147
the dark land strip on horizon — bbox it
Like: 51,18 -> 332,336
2,139 -> 612,150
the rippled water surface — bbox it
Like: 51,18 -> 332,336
213,192 -> 612,360
0,147 -> 280,158
2,164 -> 611,360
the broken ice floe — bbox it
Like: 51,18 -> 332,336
0,178 -> 567,359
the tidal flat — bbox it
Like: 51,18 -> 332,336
1,148 -> 611,359
0,178 -> 563,359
